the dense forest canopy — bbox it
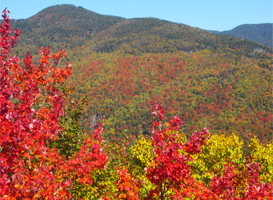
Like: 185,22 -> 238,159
5,4 -> 272,144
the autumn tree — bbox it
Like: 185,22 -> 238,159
0,9 -> 107,199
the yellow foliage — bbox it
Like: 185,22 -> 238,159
248,137 -> 273,183
130,135 -> 154,198
191,133 -> 245,182
130,135 -> 153,172
72,133 -> 272,199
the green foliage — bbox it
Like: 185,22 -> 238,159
47,85 -> 87,160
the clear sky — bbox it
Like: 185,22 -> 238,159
1,0 -> 272,31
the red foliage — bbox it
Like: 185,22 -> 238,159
146,100 -> 209,199
203,160 -> 273,200
116,168 -> 140,200
0,9 -> 107,199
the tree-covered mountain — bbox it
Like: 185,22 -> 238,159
90,17 -> 271,56
209,23 -> 273,48
7,4 -> 272,58
7,4 -> 124,56
6,4 -> 273,144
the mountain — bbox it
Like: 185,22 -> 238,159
4,5 -> 272,144
89,18 -> 272,58
7,4 -> 124,56
7,5 -> 272,58
209,23 -> 273,48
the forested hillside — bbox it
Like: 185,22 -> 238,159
69,50 -> 272,144
6,4 -> 272,144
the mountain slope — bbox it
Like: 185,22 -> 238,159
210,23 -> 272,48
4,5 -> 272,144
90,17 -> 271,57
68,50 -> 272,144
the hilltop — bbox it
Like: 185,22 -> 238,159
8,4 -> 124,56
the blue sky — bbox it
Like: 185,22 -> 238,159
1,0 -> 272,31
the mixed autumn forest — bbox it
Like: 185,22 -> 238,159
0,5 -> 272,199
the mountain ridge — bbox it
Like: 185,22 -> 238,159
5,4 -> 271,59
8,4 -> 272,49
209,23 -> 272,48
